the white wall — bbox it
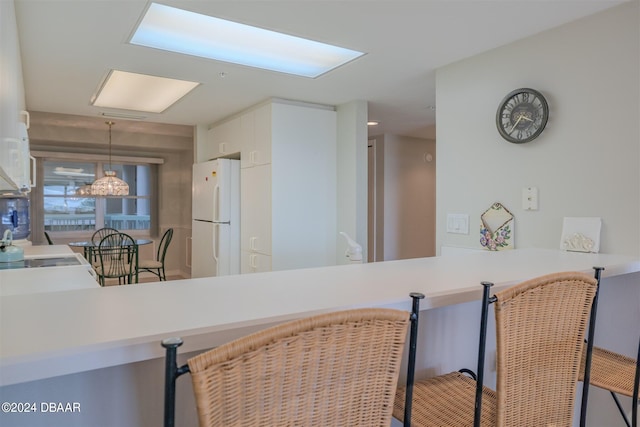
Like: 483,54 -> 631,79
271,101 -> 338,270
370,134 -> 436,261
435,2 -> 640,256
336,100 -> 368,264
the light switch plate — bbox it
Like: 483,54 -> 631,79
447,214 -> 469,234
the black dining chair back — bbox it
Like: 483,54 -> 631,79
139,228 -> 173,281
90,227 -> 119,264
92,227 -> 118,245
44,231 -> 54,245
95,232 -> 138,286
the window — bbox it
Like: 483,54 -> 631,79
43,159 -> 153,233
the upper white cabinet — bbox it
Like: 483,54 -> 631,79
206,116 -> 242,159
1,117 -> 33,192
0,1 -> 31,193
241,104 -> 272,168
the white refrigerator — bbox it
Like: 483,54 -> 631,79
191,159 -> 240,278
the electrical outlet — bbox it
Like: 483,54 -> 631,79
522,187 -> 538,210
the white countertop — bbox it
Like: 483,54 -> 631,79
1,248 -> 639,386
22,244 -> 75,258
0,245 -> 98,296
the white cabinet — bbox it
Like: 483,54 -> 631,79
239,100 -> 338,274
0,1 -> 31,193
206,116 -> 242,159
240,164 -> 272,256
241,104 -> 272,168
241,252 -> 271,274
1,117 -> 33,192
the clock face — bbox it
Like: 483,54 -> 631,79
496,88 -> 549,144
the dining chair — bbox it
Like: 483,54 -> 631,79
90,227 -> 118,264
138,228 -> 173,281
44,231 -> 54,245
94,231 -> 138,286
394,271 -> 599,427
161,293 -> 424,427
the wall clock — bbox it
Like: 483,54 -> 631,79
496,88 -> 549,144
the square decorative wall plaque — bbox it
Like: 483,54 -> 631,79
480,202 -> 514,251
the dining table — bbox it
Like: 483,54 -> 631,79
68,238 -> 152,283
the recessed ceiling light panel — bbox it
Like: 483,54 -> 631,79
130,3 -> 366,78
91,70 -> 200,113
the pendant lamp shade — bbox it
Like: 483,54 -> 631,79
76,183 -> 93,196
91,121 -> 129,196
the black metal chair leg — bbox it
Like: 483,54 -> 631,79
609,391 -> 632,427
404,292 -> 425,427
474,282 -> 495,427
162,337 -> 189,427
632,336 -> 639,427
580,266 -> 604,427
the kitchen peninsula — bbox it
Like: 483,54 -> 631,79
0,244 -> 98,296
1,248 -> 639,427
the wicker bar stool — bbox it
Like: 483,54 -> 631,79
162,293 -> 424,427
394,270 -> 599,427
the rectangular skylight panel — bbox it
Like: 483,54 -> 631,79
92,70 -> 199,113
130,3 -> 365,78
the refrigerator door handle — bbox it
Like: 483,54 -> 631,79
212,223 -> 220,265
213,184 -> 220,222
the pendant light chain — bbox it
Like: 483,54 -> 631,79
90,120 -> 129,196
107,120 -> 113,171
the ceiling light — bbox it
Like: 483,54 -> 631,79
91,121 -> 129,196
101,112 -> 147,121
130,3 -> 366,78
367,121 -> 379,126
53,167 -> 94,178
91,70 -> 199,113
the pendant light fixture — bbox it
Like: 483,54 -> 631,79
75,182 -> 92,196
91,121 -> 129,196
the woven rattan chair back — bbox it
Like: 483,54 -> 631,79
183,308 -> 410,427
393,271 -> 598,427
491,271 -> 598,426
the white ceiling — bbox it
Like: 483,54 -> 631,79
14,0 -> 625,139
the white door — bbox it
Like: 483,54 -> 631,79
192,161 -> 218,222
211,117 -> 241,158
240,164 -> 271,255
241,251 -> 272,274
192,220 -> 233,278
192,220 -> 216,278
193,159 -> 232,222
